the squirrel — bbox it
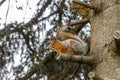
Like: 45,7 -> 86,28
48,35 -> 88,58
70,0 -> 90,18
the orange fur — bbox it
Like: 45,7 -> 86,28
49,36 -> 79,57
49,35 -> 87,57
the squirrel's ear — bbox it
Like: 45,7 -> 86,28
57,25 -> 63,32
51,35 -> 54,39
51,35 -> 56,40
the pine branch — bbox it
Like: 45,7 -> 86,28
0,0 -> 53,38
18,63 -> 43,80
39,10 -> 58,22
57,54 -> 95,65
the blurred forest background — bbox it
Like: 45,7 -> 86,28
0,0 -> 90,80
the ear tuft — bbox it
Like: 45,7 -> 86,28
51,35 -> 56,40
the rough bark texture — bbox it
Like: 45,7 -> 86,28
90,0 -> 120,80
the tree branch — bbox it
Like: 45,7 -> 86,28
36,0 -> 52,18
69,18 -> 89,26
57,0 -> 66,25
57,54 -> 95,65
72,0 -> 96,10
112,30 -> 120,53
112,30 -> 120,41
69,20 -> 88,34
0,0 -> 6,6
88,72 -> 104,80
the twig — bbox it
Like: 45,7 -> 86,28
39,10 -> 58,22
5,0 -> 10,26
20,31 -> 35,53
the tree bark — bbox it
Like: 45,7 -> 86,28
90,0 -> 120,79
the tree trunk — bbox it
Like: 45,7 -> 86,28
90,0 -> 120,79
